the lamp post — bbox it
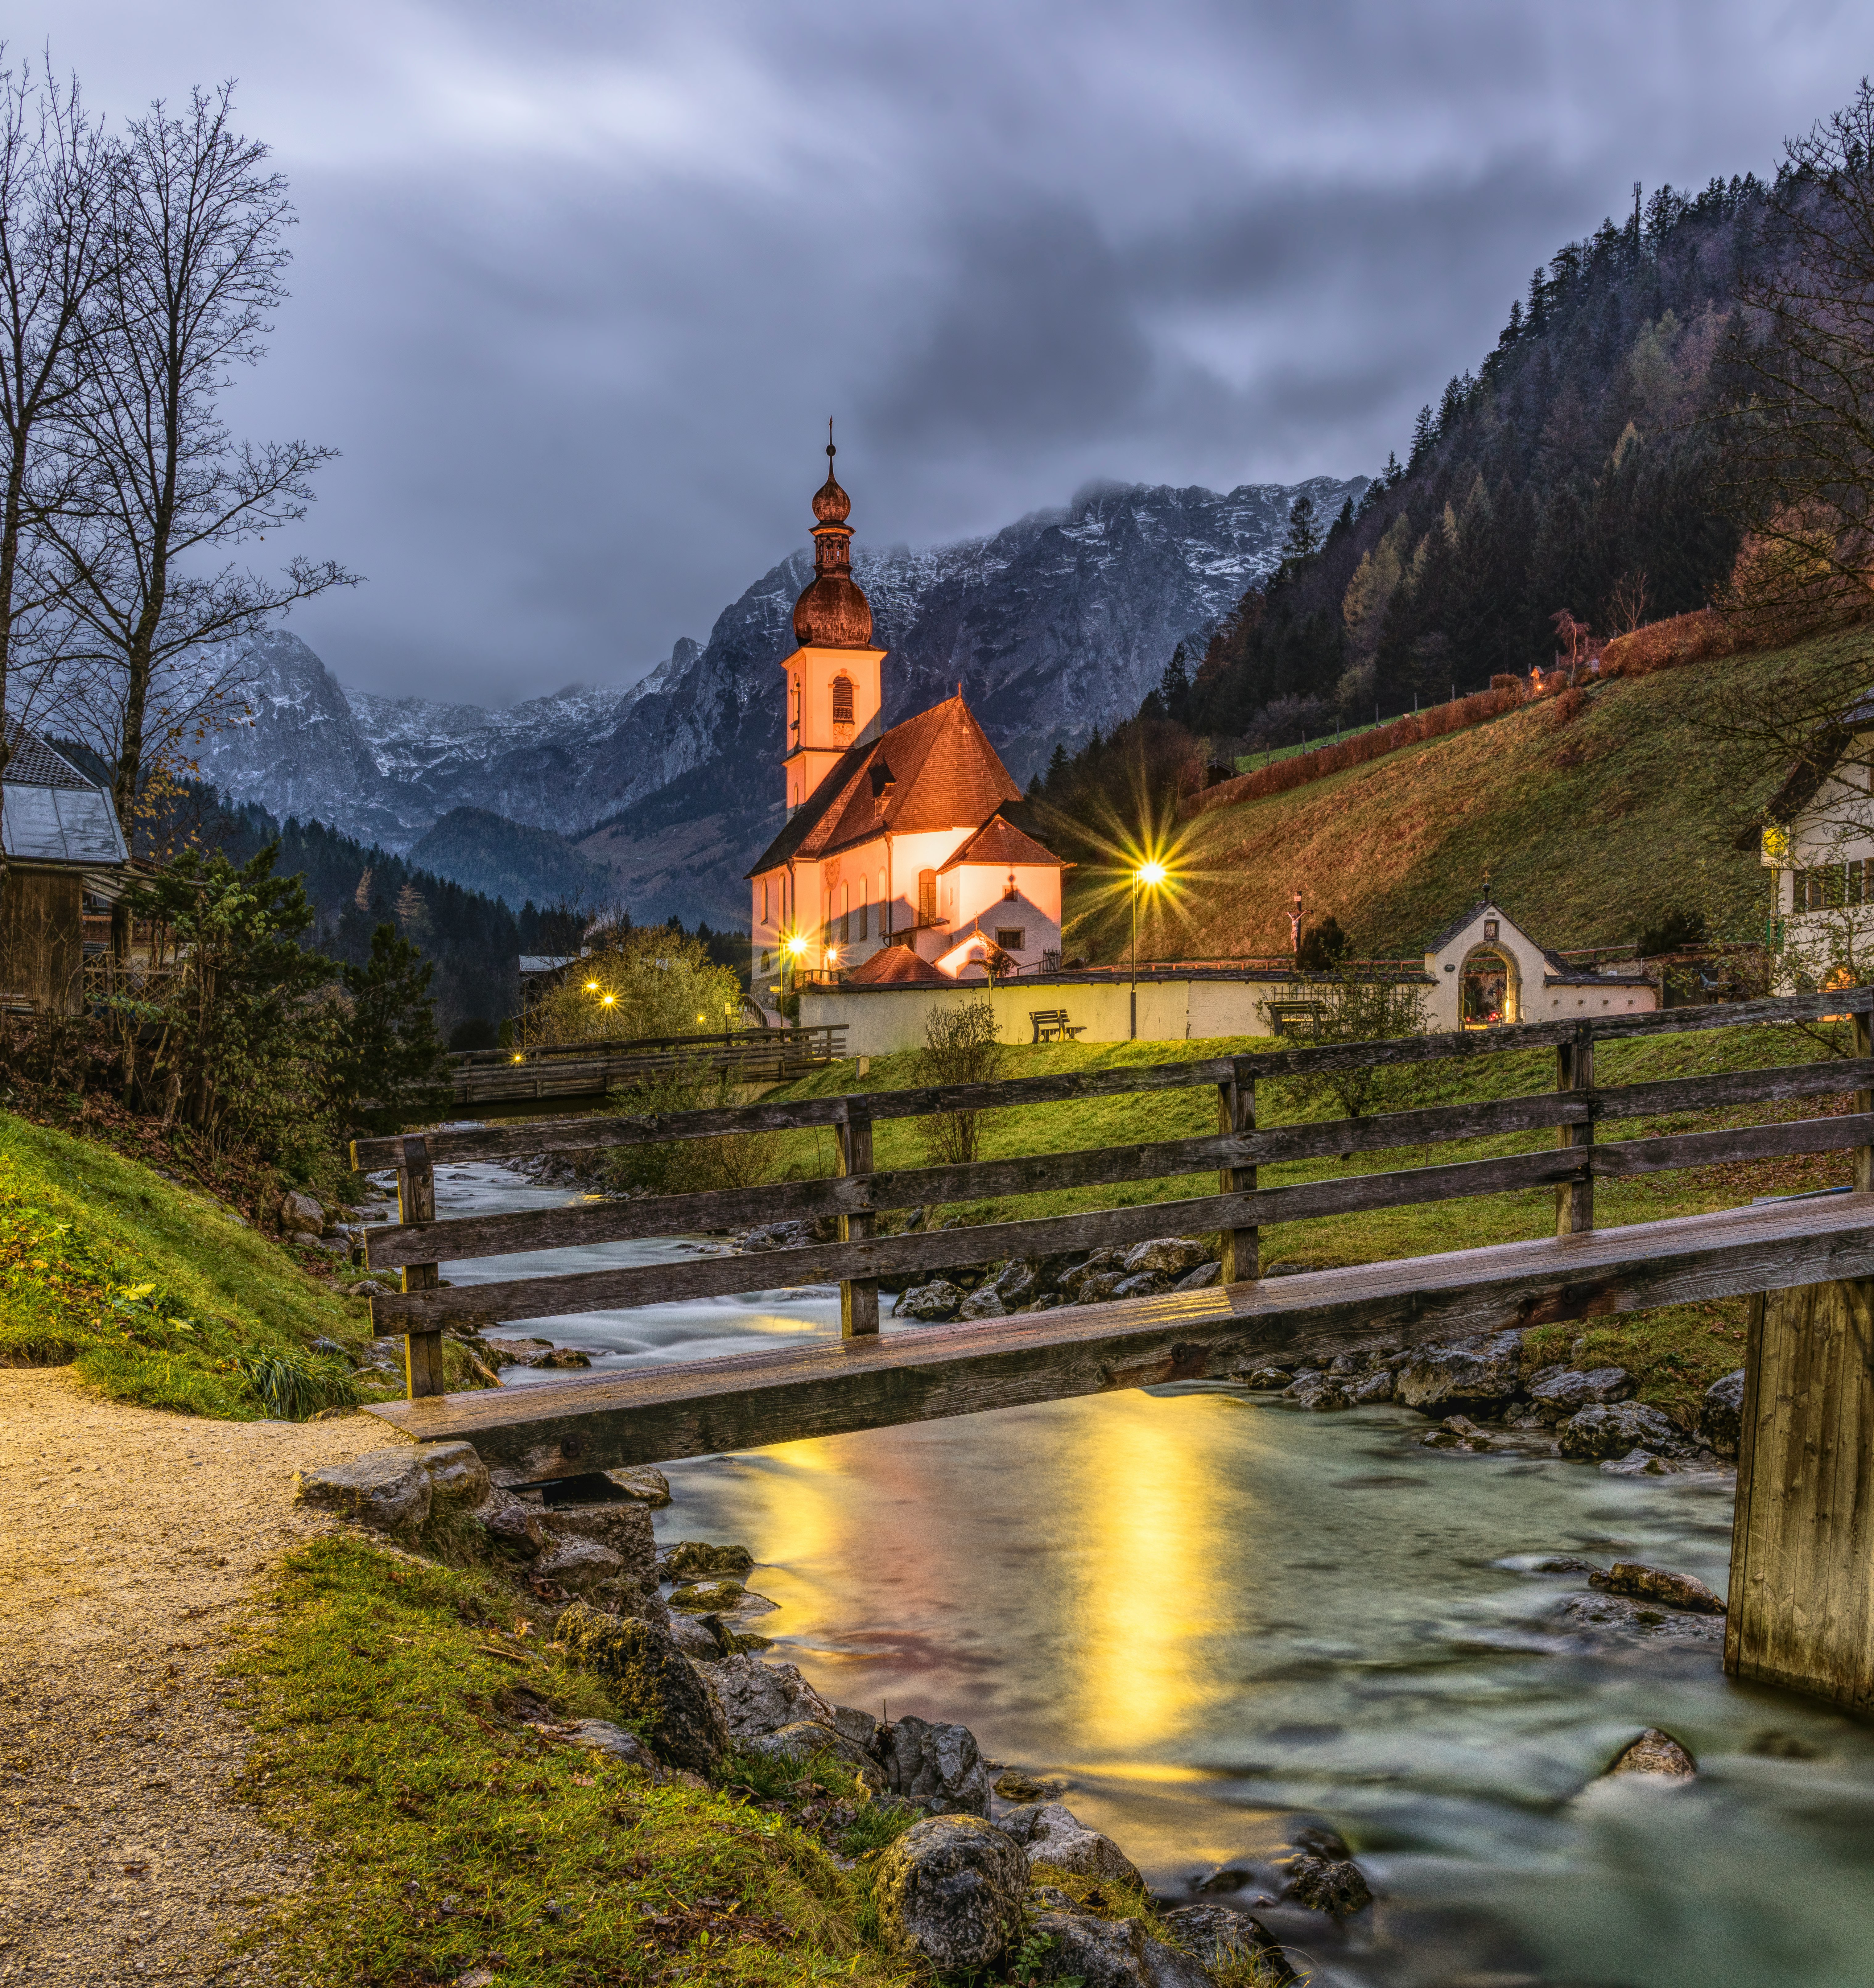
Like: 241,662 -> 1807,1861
1130,860 -> 1166,1041
783,932 -> 809,1018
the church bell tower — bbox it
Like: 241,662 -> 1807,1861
780,428 -> 885,814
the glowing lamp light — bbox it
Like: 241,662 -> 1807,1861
601,993 -> 617,1007
584,979 -> 600,992
1136,860 -> 1168,888
786,934 -> 809,957
825,945 -> 841,967
510,1053 -> 524,1064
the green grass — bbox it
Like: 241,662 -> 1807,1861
1072,636 -> 1859,965
763,1018 -> 1855,1412
236,1538 -> 916,1988
0,1110 -> 403,1418
1232,715 -> 1385,773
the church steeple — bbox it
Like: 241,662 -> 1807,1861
793,423 -> 873,648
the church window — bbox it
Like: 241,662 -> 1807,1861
917,869 -> 937,926
996,927 -> 1025,953
879,867 -> 889,933
859,874 -> 869,940
840,882 -> 850,943
832,674 -> 855,728
761,879 -> 769,923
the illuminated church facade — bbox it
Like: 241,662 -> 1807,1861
748,444 -> 1064,991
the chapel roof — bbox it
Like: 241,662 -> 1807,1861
843,942 -> 949,986
937,813 -> 1065,873
747,693 -> 1025,876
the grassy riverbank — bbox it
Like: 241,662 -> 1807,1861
763,1017 -> 1852,1417
0,1112 -> 409,1418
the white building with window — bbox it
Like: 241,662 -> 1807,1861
1759,707 -> 1874,984
1421,899 -> 1656,1030
747,446 -> 1065,991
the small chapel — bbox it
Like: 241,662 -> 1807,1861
748,442 -> 1065,991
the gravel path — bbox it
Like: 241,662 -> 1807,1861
0,1372 -> 397,1986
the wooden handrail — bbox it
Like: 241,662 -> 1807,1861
350,987 -> 1874,1170
359,1055 -> 1874,1269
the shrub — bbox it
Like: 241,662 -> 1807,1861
603,1066 -> 770,1199
916,998 -> 1002,1166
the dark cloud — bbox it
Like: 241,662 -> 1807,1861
38,0 -> 1873,705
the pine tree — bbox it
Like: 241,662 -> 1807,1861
1159,642 -> 1192,725
1407,404 -> 1435,473
336,923 -> 449,1125
1280,494 -> 1322,565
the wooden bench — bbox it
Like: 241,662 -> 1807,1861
1029,1008 -> 1086,1043
1262,999 -> 1326,1037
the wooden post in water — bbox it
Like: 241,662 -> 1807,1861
1217,1059 -> 1257,1283
394,1134 -> 447,1397
1725,1274 -> 1874,1713
836,1101 -> 879,1337
1555,1026 -> 1594,1236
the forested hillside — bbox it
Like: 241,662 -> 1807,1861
409,806 -> 616,915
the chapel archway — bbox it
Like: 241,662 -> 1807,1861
1459,944 -> 1518,1027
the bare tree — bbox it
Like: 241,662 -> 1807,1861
41,82 -> 354,877
0,51 -> 111,792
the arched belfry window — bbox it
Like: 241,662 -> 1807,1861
832,673 -> 855,735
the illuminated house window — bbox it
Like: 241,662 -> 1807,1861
917,869 -> 937,926
832,673 -> 855,736
996,927 -> 1025,952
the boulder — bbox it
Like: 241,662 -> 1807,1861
1700,1369 -> 1747,1459
661,1540 -> 754,1579
1176,1260 -> 1223,1291
1349,1369 -> 1395,1403
531,1345 -> 592,1369
830,1703 -> 882,1754
1024,1911 -> 1213,1988
1396,1331 -> 1524,1412
1554,1592 -> 1726,1645
670,1579 -> 746,1612
1286,1852 -> 1372,1916
1588,1560 -> 1725,1615
553,1603 -> 728,1771
747,1719 -> 882,1782
1601,1449 -> 1672,1476
873,1815 -> 1026,1969
879,1712 -> 993,1817
473,1488 -> 545,1552
1112,1272 -> 1169,1300
543,1501 -> 656,1581
281,1188 -> 324,1231
294,1449 -> 430,1532
1604,1727 -> 1697,1779
999,1801 -> 1141,1884
1284,1373 -> 1351,1411
991,1259 -> 1046,1306
1558,1401 -> 1684,1461
1239,1367 -> 1292,1391
1528,1365 -> 1636,1422
1059,1250 -> 1125,1298
532,1536 -> 626,1595
704,1653 -> 836,1739
563,1719 -> 660,1772
1123,1237 -> 1210,1278
665,1612 -> 724,1658
960,1287 -> 1008,1320
1420,1414 -> 1495,1452
605,1465 -> 672,1506
897,1280 -> 964,1321
1159,1908 -> 1298,1984
1072,1272 -> 1127,1306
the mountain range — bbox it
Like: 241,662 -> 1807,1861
198,474 -> 1363,922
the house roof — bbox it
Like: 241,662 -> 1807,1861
2,723 -> 129,869
936,814 -> 1064,873
747,694 -> 1026,876
1422,899 -> 1504,954
843,942 -> 949,986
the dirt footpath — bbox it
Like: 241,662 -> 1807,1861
0,1371 -> 398,1986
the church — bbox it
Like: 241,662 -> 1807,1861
748,442 -> 1064,990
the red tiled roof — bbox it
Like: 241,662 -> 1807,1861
936,814 -> 1063,873
844,943 -> 949,985
748,693 -> 1028,876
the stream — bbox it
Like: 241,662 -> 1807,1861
411,1159 -> 1874,1988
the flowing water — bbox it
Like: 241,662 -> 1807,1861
416,1160 -> 1874,1988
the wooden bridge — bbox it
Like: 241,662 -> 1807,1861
354,988 -> 1874,1716
443,1023 -> 846,1106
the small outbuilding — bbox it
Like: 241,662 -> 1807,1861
1422,899 -> 1656,1030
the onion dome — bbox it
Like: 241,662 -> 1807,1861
792,429 -> 873,648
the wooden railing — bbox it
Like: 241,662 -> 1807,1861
445,1024 -> 845,1105
81,959 -> 192,1005
351,988 -> 1874,1397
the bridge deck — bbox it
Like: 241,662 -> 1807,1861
362,1192 -> 1874,1486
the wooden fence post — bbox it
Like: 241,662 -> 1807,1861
1217,1059 -> 1257,1283
836,1101 -> 879,1337
1725,1277 -> 1874,1713
1856,1007 -> 1872,1193
1555,1025 -> 1594,1236
394,1134 -> 448,1397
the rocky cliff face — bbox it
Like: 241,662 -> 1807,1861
196,475 -> 1361,920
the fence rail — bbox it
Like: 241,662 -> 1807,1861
444,1024 -> 845,1105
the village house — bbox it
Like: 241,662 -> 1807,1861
747,443 -> 1066,991
1758,701 -> 1874,984
0,724 -> 131,1013
1419,898 -> 1656,1030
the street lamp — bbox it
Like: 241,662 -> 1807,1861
782,931 -> 809,1015
1131,859 -> 1169,1040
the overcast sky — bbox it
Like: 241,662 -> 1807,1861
37,1 -> 1872,707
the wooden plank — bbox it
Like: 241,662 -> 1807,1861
1726,1277 -> 1874,1713
1589,1113 -> 1874,1177
369,1147 -> 1591,1329
1857,1014 -> 1872,1193
351,990 -> 1874,1169
393,1137 -> 446,1400
361,1194 -> 1874,1484
837,1101 -> 878,1339
1593,1058 -> 1874,1123
1556,1027 -> 1593,1237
